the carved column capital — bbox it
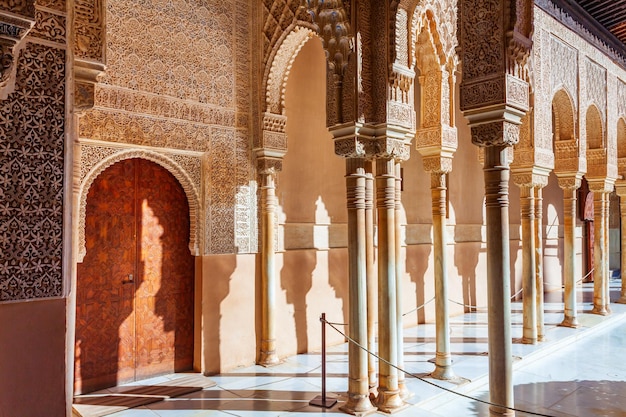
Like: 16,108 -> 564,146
331,122 -> 412,161
256,155 -> 283,176
511,169 -> 549,189
422,155 -> 454,175
556,175 -> 582,191
256,113 -> 288,152
587,178 -> 616,194
470,120 -> 521,148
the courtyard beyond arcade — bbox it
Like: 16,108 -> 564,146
74,280 -> 626,417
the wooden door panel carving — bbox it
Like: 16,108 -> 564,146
75,159 -> 194,394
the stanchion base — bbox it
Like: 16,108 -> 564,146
309,395 -> 337,408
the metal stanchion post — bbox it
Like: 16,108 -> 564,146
310,313 -> 337,408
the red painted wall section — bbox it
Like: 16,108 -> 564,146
0,299 -> 66,417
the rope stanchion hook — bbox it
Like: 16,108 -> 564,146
309,313 -> 338,408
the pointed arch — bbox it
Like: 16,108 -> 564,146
265,27 -> 319,115
618,118 -> 626,159
586,105 -> 605,150
77,150 -> 201,262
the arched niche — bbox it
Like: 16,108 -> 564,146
77,150 -> 201,262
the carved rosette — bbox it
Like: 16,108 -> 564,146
0,3 -> 36,97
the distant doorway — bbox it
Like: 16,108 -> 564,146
74,158 -> 194,394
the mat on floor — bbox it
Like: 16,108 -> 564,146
73,374 -> 216,417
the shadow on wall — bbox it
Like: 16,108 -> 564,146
453,242 -> 482,312
407,244 -> 433,323
466,380 -> 626,417
280,250 -> 315,354
203,254 -> 236,375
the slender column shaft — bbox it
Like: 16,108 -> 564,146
520,185 -> 537,344
431,172 -> 454,379
484,146 -> 515,417
260,172 -> 279,365
618,200 -> 626,304
592,191 -> 608,315
603,193 -> 611,313
341,158 -> 376,414
375,158 -> 403,413
560,187 -> 579,326
395,163 -> 409,397
365,162 -> 377,389
534,187 -> 545,339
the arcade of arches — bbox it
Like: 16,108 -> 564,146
1,0 -> 626,416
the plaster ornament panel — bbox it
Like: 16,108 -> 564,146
101,0 -> 236,108
30,8 -> 65,45
77,147 -> 203,261
460,76 -> 505,111
549,35 -> 577,102
205,126 -> 254,255
79,109 -> 214,152
74,0 -> 104,62
584,58 -> 607,119
93,85 -> 237,127
459,0 -> 504,81
619,80 -> 626,120
408,0 -> 458,71
0,41 -> 65,302
35,0 -> 65,11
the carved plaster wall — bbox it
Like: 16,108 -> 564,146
0,3 -> 66,302
77,0 -> 256,255
533,6 -> 626,181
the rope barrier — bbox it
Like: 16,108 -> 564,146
321,317 -> 557,417
449,287 -> 525,310
402,297 -> 435,316
541,268 -> 595,290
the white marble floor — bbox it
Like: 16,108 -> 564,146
75,281 -> 626,417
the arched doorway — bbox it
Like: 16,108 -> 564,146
74,158 -> 195,394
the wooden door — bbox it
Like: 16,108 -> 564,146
75,159 -> 194,394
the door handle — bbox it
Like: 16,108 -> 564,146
122,274 -> 134,284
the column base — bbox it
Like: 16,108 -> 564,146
258,350 -> 280,366
339,393 -> 377,416
398,380 -> 412,400
375,388 -> 406,414
521,336 -> 537,345
590,305 -> 609,316
430,364 -> 456,381
558,316 -> 579,328
616,296 -> 626,304
489,404 -> 516,417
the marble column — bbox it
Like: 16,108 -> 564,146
365,162 -> 377,390
484,146 -> 515,417
616,188 -> 626,304
341,158 -> 376,415
519,185 -> 537,344
259,169 -> 280,366
534,187 -> 546,339
591,190 -> 609,315
395,163 -> 409,397
430,168 -> 455,379
375,157 -> 403,413
558,178 -> 580,326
